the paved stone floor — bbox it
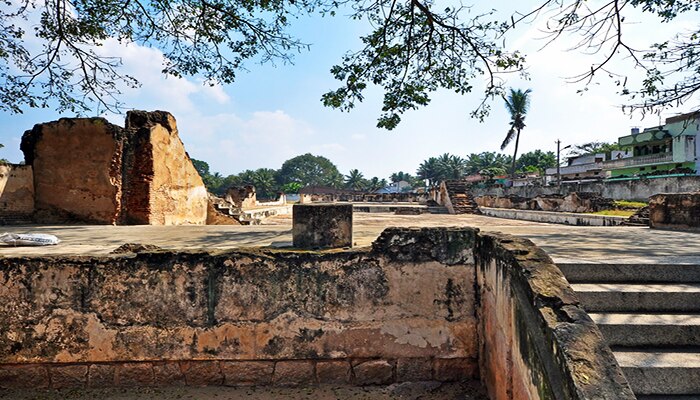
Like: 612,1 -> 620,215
1,212 -> 700,264
0,381 -> 486,400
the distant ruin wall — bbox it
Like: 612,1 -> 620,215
0,228 -> 478,389
20,118 -> 124,224
471,175 -> 700,202
475,192 -> 614,213
19,111 -> 207,225
475,233 -> 634,400
0,164 -> 34,216
649,192 -> 700,232
300,192 -> 429,204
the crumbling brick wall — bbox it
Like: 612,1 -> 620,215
20,111 -> 207,225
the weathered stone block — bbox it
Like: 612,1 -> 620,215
292,203 -> 352,249
221,361 -> 274,386
272,361 -> 315,386
116,362 -> 154,387
316,360 -> 351,384
433,357 -> 478,382
0,365 -> 49,389
181,361 -> 223,386
153,362 -> 185,386
50,365 -> 88,389
396,358 -> 432,382
353,360 -> 394,385
88,364 -> 116,387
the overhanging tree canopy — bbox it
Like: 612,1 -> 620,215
1,0 -> 698,127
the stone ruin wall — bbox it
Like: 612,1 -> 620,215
20,118 -> 124,224
649,192 -> 700,232
299,192 -> 430,204
475,192 -> 615,213
18,111 -> 207,225
0,164 -> 34,217
0,227 -> 632,399
122,111 -> 207,225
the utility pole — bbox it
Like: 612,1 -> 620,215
555,139 -> 571,186
556,139 -> 562,186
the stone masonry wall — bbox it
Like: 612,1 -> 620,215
0,164 -> 34,215
0,228 -> 631,397
20,118 -> 124,224
649,192 -> 700,231
475,233 -> 634,400
0,228 -> 478,389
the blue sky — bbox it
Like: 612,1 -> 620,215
1,1 -> 697,179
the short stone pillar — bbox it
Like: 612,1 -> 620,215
293,204 -> 353,249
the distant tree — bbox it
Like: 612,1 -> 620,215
568,141 -> 623,158
281,182 -> 303,194
344,169 -> 366,191
417,157 -> 441,187
516,150 -> 556,175
436,153 -> 467,180
250,168 -> 279,199
277,153 -> 343,188
366,177 -> 385,191
501,88 -> 532,178
465,152 -> 512,175
389,171 -> 414,184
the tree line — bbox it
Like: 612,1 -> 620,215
192,147 -> 599,197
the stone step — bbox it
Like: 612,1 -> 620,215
590,313 -> 700,347
572,283 -> 700,312
615,350 -> 700,395
560,263 -> 700,283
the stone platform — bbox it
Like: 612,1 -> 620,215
1,213 -> 699,265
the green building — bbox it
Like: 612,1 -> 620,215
605,112 -> 699,179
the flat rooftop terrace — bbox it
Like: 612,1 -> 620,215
2,213 -> 699,264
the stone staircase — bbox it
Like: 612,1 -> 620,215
443,180 -> 480,214
560,262 -> 700,397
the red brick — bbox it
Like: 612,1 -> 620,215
181,361 -> 223,386
221,361 -> 273,386
353,360 -> 393,385
116,362 -> 154,387
396,358 -> 432,382
0,365 -> 49,389
50,365 -> 87,389
272,361 -> 315,386
316,360 -> 351,384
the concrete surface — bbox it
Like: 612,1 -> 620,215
1,213 -> 699,264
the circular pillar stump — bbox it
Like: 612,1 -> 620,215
292,204 -> 353,249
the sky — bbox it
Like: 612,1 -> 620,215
0,0 -> 698,179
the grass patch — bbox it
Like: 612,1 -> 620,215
614,200 -> 648,209
593,209 -> 636,217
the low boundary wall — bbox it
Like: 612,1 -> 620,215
0,227 -> 632,398
480,207 -> 628,226
472,175 -> 700,201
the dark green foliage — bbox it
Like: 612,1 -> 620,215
277,153 -> 343,188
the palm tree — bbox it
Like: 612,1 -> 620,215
345,169 -> 366,191
417,157 -> 440,187
501,88 -> 532,179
